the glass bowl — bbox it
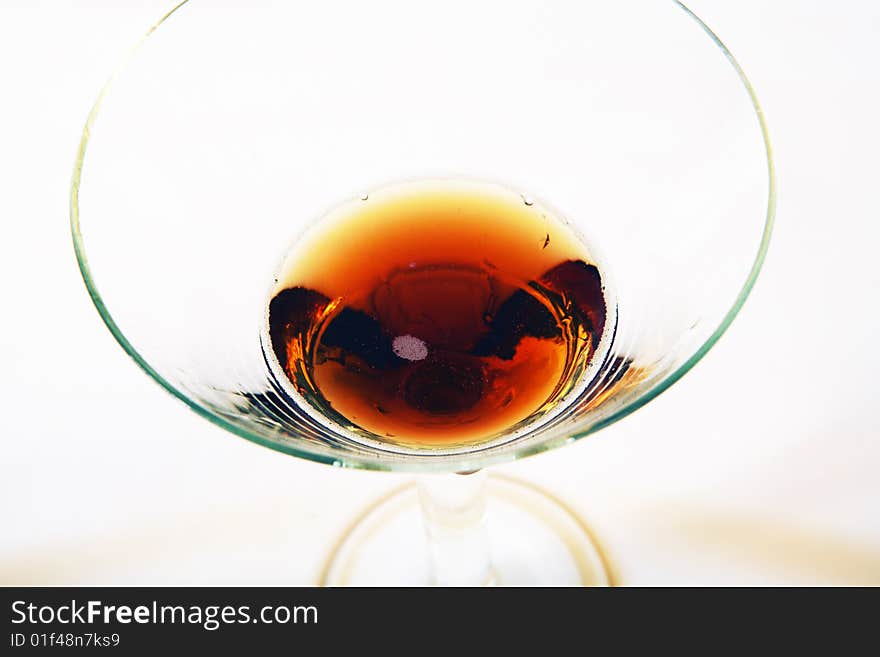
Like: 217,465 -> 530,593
72,0 -> 774,584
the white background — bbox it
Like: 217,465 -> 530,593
1,0 -> 878,585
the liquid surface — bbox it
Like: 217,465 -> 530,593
266,181 -> 608,448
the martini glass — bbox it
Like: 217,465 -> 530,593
71,0 -> 774,585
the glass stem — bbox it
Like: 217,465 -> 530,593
416,470 -> 495,585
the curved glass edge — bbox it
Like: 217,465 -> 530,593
70,1 -> 341,470
70,0 -> 775,473
562,1 -> 777,443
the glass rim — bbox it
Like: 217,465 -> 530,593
70,0 -> 776,472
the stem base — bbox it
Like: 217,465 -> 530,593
318,474 -> 613,586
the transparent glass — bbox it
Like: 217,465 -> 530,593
71,0 -> 774,584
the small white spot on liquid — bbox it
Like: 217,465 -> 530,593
521,193 -> 534,206
392,334 -> 428,361
360,192 -> 369,201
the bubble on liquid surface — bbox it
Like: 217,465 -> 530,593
521,193 -> 534,206
392,334 -> 428,361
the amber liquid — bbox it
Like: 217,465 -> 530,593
266,181 -> 609,449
